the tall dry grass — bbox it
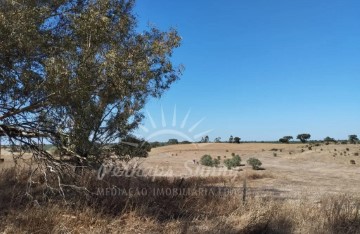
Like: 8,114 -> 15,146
0,167 -> 359,234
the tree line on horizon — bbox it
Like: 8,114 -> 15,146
153,134 -> 360,147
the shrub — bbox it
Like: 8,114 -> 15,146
350,160 -> 356,165
200,154 -> 214,167
232,155 -> 241,166
273,153 -> 277,157
224,154 -> 242,170
354,153 -> 359,156
247,158 -> 262,170
213,159 -> 220,167
224,159 -> 235,170
200,155 -> 222,167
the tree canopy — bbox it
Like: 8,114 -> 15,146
348,135 -> 359,144
297,134 -> 311,143
0,0 -> 183,166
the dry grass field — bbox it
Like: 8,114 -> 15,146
141,143 -> 360,199
1,143 -> 360,233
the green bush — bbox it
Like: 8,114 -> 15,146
224,159 -> 235,170
200,154 -> 221,167
247,158 -> 262,170
223,154 -> 241,170
213,159 -> 220,167
200,154 -> 214,167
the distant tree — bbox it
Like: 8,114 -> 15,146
181,141 -> 192,144
214,137 -> 221,143
324,137 -> 336,143
200,135 -> 210,143
279,138 -> 288,143
233,137 -> 241,144
349,135 -> 359,144
168,139 -> 179,145
297,134 -> 311,143
204,135 -> 209,143
229,135 -> 234,143
279,136 -> 293,144
150,141 -> 162,148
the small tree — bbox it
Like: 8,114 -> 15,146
324,137 -> 336,143
247,158 -> 262,170
233,137 -> 241,144
168,139 -> 179,145
229,135 -> 234,143
214,137 -> 221,143
280,136 -> 293,143
349,135 -> 359,144
297,134 -> 311,143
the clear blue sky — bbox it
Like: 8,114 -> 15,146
134,0 -> 360,142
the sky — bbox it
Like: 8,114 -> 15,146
133,0 -> 360,142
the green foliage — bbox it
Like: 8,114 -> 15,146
113,136 -> 151,161
233,137 -> 241,144
279,138 -> 289,143
200,135 -> 210,143
0,0 -> 182,165
279,136 -> 293,143
213,158 -> 220,167
200,154 -> 220,167
224,154 -> 241,170
168,139 -> 179,145
247,158 -> 262,170
200,155 -> 213,167
324,137 -> 336,143
297,134 -> 311,143
349,135 -> 359,144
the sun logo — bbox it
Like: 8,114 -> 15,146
137,105 -> 213,145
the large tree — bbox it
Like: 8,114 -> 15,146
0,0 -> 182,167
